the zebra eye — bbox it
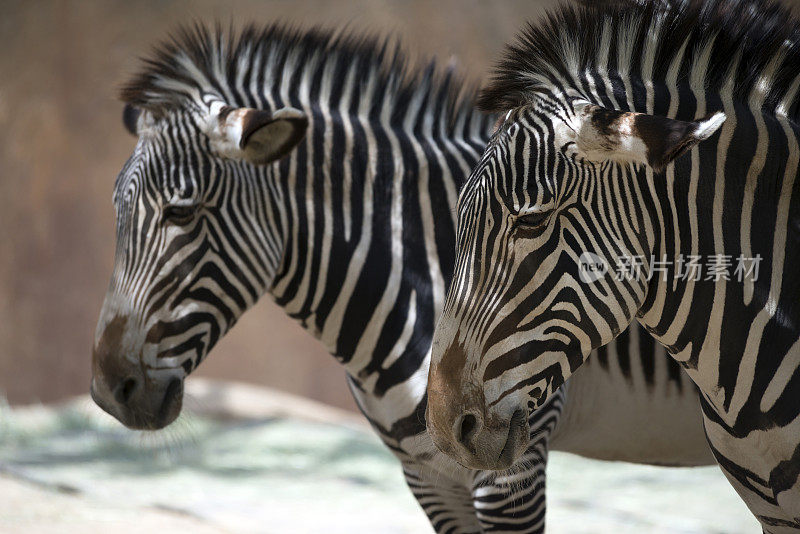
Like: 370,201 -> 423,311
163,204 -> 197,225
515,211 -> 551,229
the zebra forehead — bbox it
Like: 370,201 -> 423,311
113,114 -> 206,195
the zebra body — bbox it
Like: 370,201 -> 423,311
427,1 -> 800,531
91,24 -> 708,532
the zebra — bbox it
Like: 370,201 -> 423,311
89,23 -> 711,533
426,0 -> 800,531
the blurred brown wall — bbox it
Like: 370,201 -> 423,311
0,0 -> 566,410
3,0 -> 798,411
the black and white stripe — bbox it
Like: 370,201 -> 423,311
429,0 -> 800,531
98,23 -> 708,532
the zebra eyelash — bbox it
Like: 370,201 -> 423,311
162,204 -> 199,226
514,210 -> 552,229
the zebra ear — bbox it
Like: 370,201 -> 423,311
573,105 -> 726,172
209,106 -> 308,165
122,104 -> 140,136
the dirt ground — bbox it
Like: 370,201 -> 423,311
0,380 -> 760,533
0,474 -> 229,534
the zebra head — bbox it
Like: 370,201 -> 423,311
91,101 -> 307,430
426,92 -> 724,469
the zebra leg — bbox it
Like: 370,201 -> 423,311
700,402 -> 800,533
469,388 -> 565,533
402,462 -> 483,533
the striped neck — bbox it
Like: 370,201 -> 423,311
265,94 -> 490,391
633,107 -> 800,432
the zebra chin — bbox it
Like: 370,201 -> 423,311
427,405 -> 530,471
426,340 -> 532,470
91,314 -> 187,430
426,379 -> 531,470
90,372 -> 185,431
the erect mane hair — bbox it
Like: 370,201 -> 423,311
479,0 -> 800,121
120,22 -> 482,135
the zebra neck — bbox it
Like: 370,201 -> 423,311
267,105 -> 489,393
635,108 -> 800,430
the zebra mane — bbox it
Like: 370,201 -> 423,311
479,0 -> 800,121
120,22 -> 481,135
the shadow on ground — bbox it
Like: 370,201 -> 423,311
0,381 -> 759,533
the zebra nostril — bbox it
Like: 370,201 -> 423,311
455,412 -> 481,449
114,377 -> 139,405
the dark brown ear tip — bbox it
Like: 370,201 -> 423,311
122,104 -> 140,136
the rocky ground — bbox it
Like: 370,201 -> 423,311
0,379 -> 758,533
